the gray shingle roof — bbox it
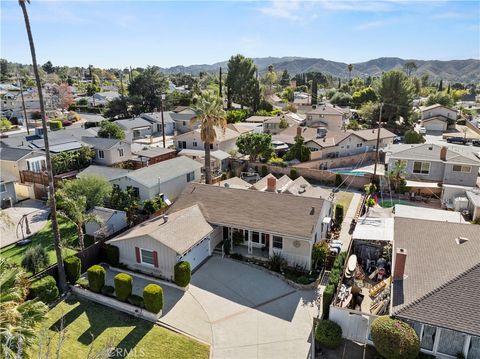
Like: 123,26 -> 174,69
88,206 -> 124,224
389,143 -> 480,166
169,183 -> 327,239
392,218 -> 480,336
79,165 -> 131,181
0,147 -> 33,161
81,136 -> 124,150
141,112 -> 175,124
115,118 -> 152,130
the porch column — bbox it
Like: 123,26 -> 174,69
248,230 -> 252,255
269,234 -> 273,257
229,227 -> 233,251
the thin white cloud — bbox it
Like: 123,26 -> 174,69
259,0 -> 302,21
356,18 -> 397,30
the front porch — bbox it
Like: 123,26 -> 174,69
223,226 -> 274,261
232,244 -> 269,260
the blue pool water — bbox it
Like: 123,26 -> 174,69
329,170 -> 368,177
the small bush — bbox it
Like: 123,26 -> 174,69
316,320 -> 342,349
21,244 -> 49,274
49,120 -> 63,131
261,165 -> 268,177
106,245 -> 120,266
334,174 -> 343,187
174,261 -> 191,287
87,265 -> 105,293
371,316 -> 420,359
101,285 -> 115,297
30,275 -> 59,303
76,277 -> 89,289
268,252 -> 286,272
114,273 -> 133,302
335,204 -> 344,224
230,253 -> 244,260
404,130 -> 425,144
64,256 -> 81,284
128,294 -> 144,308
290,168 -> 298,179
322,284 -> 335,318
143,284 -> 163,313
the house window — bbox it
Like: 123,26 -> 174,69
210,144 -> 213,150
356,143 -> 363,148
27,159 -> 46,172
0,182 -> 6,193
127,186 -> 140,198
413,161 -> 430,174
183,121 -> 186,126
98,150 -> 105,159
113,184 -> 120,189
140,249 -> 155,266
193,140 -> 197,147
252,232 -> 260,243
186,172 -> 195,182
272,236 -> 283,249
118,148 -> 124,157
452,165 -> 471,173
437,328 -> 467,357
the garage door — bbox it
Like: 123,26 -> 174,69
425,121 -> 446,131
180,238 -> 210,271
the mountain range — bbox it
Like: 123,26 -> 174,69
159,57 -> 480,83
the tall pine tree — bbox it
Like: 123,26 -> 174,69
311,79 -> 318,105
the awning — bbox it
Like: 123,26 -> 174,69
405,180 -> 440,188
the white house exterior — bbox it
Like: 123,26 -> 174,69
110,156 -> 202,202
140,112 -> 176,136
81,137 -> 132,166
85,207 -> 128,238
421,104 -> 458,131
175,126 -> 240,153
115,118 -> 154,142
305,105 -> 350,131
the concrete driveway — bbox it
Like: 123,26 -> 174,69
0,199 -> 50,248
160,256 -> 319,359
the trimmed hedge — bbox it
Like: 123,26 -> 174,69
174,261 -> 191,287
76,277 -> 89,289
335,204 -> 344,224
114,273 -> 133,302
64,256 -> 81,284
87,265 -> 105,293
106,245 -> 120,266
49,120 -> 63,131
143,284 -> 163,314
101,285 -> 115,297
31,275 -> 59,303
128,294 -> 144,308
322,284 -> 335,318
315,320 -> 343,349
371,316 -> 420,359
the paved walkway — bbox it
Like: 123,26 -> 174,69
338,192 -> 362,250
0,200 -> 50,248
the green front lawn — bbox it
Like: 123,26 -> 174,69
335,191 -> 354,212
30,297 -> 210,359
0,218 -> 78,269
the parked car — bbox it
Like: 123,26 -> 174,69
393,136 -> 403,144
472,140 -> 480,147
418,127 -> 427,134
447,137 -> 466,145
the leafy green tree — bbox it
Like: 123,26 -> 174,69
225,54 -> 259,109
371,316 -> 420,359
0,259 -> 48,357
280,70 -> 290,87
404,130 -> 425,144
236,133 -> 273,162
98,120 -> 125,139
438,79 -> 443,91
108,187 -> 141,225
59,175 -> 112,210
283,135 -> 311,162
190,90 -> 227,184
312,241 -> 329,269
21,245 -> 49,274
0,117 -> 12,132
226,109 -> 249,123
104,97 -> 129,119
86,83 -> 100,96
311,78 -> 318,105
352,87 -> 377,106
279,117 -> 289,129
375,70 -> 415,126
128,67 -> 168,114
330,92 -> 352,106
347,64 -> 353,82
346,119 -> 360,130
387,160 -> 407,192
403,61 -> 417,77
41,60 -> 54,74
263,64 -> 277,96
426,92 -> 454,108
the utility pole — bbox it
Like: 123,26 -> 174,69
17,71 -> 30,134
219,67 -> 222,98
372,103 -> 383,184
119,71 -> 124,98
160,93 -> 166,148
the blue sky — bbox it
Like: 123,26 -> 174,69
1,1 -> 479,68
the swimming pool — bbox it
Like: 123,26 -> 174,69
378,199 -> 416,208
328,169 -> 368,177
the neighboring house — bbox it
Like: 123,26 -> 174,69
263,113 -> 303,135
273,125 -> 320,146
85,206 -> 128,239
175,126 -> 240,153
167,110 -> 198,134
218,177 -> 251,190
244,115 -> 272,123
466,188 -> 480,220
108,183 -> 333,278
140,112 -> 176,136
386,144 -> 480,187
131,146 -> 176,168
0,171 -> 17,208
115,118 -> 154,142
393,204 -> 468,223
421,104 -> 458,131
392,218 -> 480,358
305,105 -> 350,131
110,156 -> 202,202
81,137 -> 132,166
178,149 -> 230,173
227,122 -> 262,134
78,165 -> 132,182
89,91 -> 120,107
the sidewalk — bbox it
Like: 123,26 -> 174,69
338,192 -> 362,250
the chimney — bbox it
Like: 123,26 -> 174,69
393,248 -> 407,280
266,176 -> 276,192
440,146 -> 447,161
296,127 -> 302,137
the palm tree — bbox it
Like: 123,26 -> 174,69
347,64 -> 353,82
19,0 -> 67,291
387,160 -> 407,192
190,91 -> 227,184
0,259 -> 48,358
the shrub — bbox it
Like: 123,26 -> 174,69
335,204 -> 344,224
261,165 -> 268,177
128,294 -> 144,308
101,285 -> 115,297
106,245 -> 120,266
371,316 -> 420,359
87,265 -> 106,293
30,276 -> 59,303
76,277 -> 89,289
0,117 -> 12,132
143,284 -> 163,313
316,320 -> 342,349
322,284 -> 335,318
174,261 -> 191,287
312,241 -> 329,269
64,256 -> 81,284
404,130 -> 425,144
334,174 -> 343,187
49,120 -> 63,131
268,252 -> 286,272
21,245 -> 49,274
114,273 -> 133,302
290,168 -> 298,179
230,253 -> 244,260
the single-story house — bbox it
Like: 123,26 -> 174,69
89,91 -> 120,107
0,171 -> 17,208
115,118 -> 154,142
110,156 -> 202,202
85,206 -> 128,239
78,165 -> 132,182
131,146 -> 176,168
218,177 -> 251,190
178,148 -> 230,172
175,126 -> 240,153
393,203 -> 468,223
263,113 -> 303,135
140,112 -> 176,136
81,137 -> 132,166
108,183 -> 333,279
421,104 -> 458,131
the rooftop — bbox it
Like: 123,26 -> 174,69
388,143 -> 480,166
81,136 -> 126,150
394,204 -> 468,223
175,126 -> 240,143
78,165 -> 132,181
115,118 -> 152,130
88,206 -> 125,224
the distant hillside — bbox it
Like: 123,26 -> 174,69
160,57 -> 480,83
